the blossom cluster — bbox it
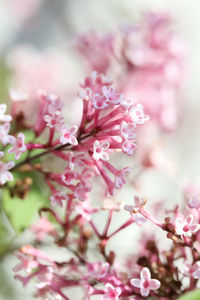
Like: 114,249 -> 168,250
1,9 -> 198,300
77,11 -> 185,131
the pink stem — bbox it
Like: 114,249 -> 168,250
108,217 -> 134,239
94,110 -> 100,127
102,210 -> 113,238
89,220 -> 102,238
48,127 -> 55,146
79,100 -> 89,130
26,143 -> 46,150
140,209 -> 163,229
52,150 -> 68,160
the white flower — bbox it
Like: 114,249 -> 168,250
175,215 -> 200,237
0,161 -> 15,185
59,125 -> 78,145
8,133 -> 27,160
0,104 -> 12,122
93,140 -> 110,161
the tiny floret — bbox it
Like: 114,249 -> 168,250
175,214 -> 200,237
102,283 -> 122,300
0,161 -> 15,185
130,267 -> 160,297
93,140 -> 110,161
8,133 -> 27,160
59,125 -> 78,145
0,104 -> 12,123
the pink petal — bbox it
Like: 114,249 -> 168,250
69,126 -> 78,135
190,224 -> 200,233
6,161 -> 15,169
102,141 -> 110,151
0,104 -> 6,114
186,215 -> 193,225
141,287 -> 150,297
150,279 -> 161,290
59,135 -> 67,144
124,204 -> 134,211
130,278 -> 141,288
69,136 -> 78,146
141,267 -> 151,281
193,270 -> 200,279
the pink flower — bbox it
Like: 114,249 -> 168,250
13,251 -> 39,273
175,215 -> 200,237
102,283 -> 122,300
46,93 -> 63,114
124,196 -> 147,213
93,93 -> 109,109
76,200 -> 98,221
31,217 -> 56,241
8,133 -> 27,160
0,123 -> 15,146
187,196 -> 200,209
78,87 -> 92,101
0,104 -> 12,122
62,170 -> 77,185
44,111 -> 64,131
184,261 -> 200,279
130,267 -> 160,297
129,104 -> 149,125
114,167 -> 131,189
87,262 -> 109,279
77,31 -> 113,73
120,121 -> 136,140
93,140 -> 110,161
50,191 -> 68,207
0,161 -> 15,185
102,86 -> 124,105
122,140 -> 137,156
74,180 -> 92,201
59,125 -> 78,145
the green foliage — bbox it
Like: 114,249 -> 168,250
0,60 -> 11,102
1,172 -> 49,234
178,290 -> 200,300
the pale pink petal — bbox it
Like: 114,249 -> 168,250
130,278 -> 141,288
69,125 -> 78,135
141,267 -> 151,281
150,279 -> 161,290
186,215 -> 193,225
190,224 -> 200,233
69,136 -> 78,146
141,287 -> 150,297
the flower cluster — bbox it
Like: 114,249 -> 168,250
1,8 -> 198,300
77,11 -> 185,131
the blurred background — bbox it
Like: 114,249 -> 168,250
0,0 -> 200,299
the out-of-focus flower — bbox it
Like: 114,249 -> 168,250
5,0 -> 42,24
102,283 -> 122,300
0,160 -> 15,185
77,31 -> 114,73
0,104 -> 12,123
8,133 -> 27,160
184,261 -> 200,279
31,217 -> 56,241
130,267 -> 160,297
50,191 -> 69,207
125,195 -> 147,213
175,215 -> 200,237
0,123 -> 15,146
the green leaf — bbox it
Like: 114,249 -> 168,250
1,172 -> 49,234
178,290 -> 200,300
